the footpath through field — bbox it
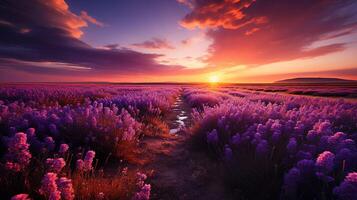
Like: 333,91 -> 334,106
138,90 -> 233,200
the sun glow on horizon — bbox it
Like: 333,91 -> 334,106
208,75 -> 220,83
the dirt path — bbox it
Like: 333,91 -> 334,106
139,90 -> 233,200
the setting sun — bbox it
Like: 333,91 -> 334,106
209,75 -> 220,83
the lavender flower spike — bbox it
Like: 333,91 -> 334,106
334,172 -> 357,200
39,172 -> 61,200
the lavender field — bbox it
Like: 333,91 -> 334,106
0,83 -> 356,200
2,0 -> 357,199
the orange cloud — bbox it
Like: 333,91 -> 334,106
180,0 -> 257,29
245,27 -> 259,35
180,0 -> 357,68
40,0 -> 103,38
43,0 -> 87,38
80,11 -> 104,27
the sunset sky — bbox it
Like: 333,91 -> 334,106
0,0 -> 357,83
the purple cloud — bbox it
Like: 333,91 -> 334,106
0,0 -> 183,80
132,38 -> 175,49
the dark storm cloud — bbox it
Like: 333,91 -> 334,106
180,0 -> 357,67
0,0 -> 183,78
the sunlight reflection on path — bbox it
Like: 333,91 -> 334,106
169,94 -> 188,134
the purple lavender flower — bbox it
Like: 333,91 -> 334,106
296,151 -> 312,160
44,137 -> 56,151
59,143 -> 69,155
48,123 -> 59,136
9,126 -> 17,135
118,109 -> 141,141
90,116 -> 97,127
254,132 -> 262,141
64,114 -> 73,124
21,119 -> 29,128
271,120 -> 282,132
304,144 -> 317,156
136,172 -> 148,188
231,134 -> 240,146
316,120 -> 333,135
104,107 -> 111,115
328,132 -> 346,147
316,172 -> 334,183
76,159 -> 84,172
287,138 -> 298,154
333,172 -> 357,200
57,177 -> 74,200
46,158 -> 66,173
132,184 -> 151,200
96,192 -> 105,200
256,124 -> 266,134
335,148 -> 354,171
49,114 -> 60,124
256,139 -> 269,157
5,162 -> 21,172
207,129 -> 219,144
83,150 -> 96,172
10,194 -> 31,200
39,172 -> 61,200
296,159 -> 314,177
316,151 -> 335,173
306,130 -> 319,143
26,128 -> 36,138
224,145 -> 233,161
271,131 -> 281,144
338,139 -> 356,152
294,121 -> 305,135
318,136 -> 329,151
5,132 -> 32,172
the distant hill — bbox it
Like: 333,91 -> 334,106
275,77 -> 356,84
